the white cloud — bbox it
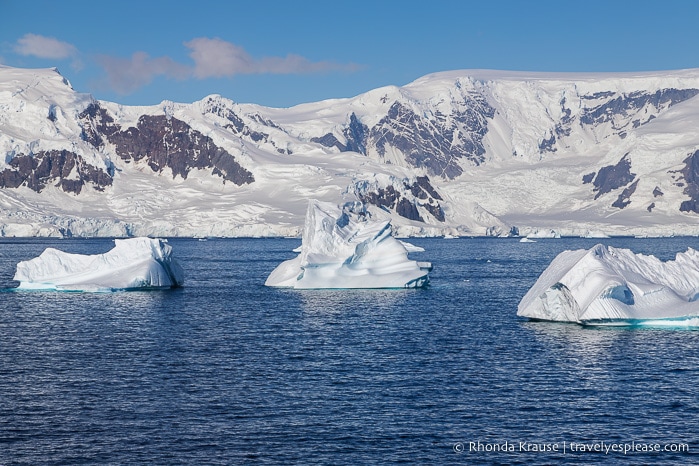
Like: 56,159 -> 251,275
13,33 -> 359,96
15,33 -> 77,60
184,37 -> 359,78
89,37 -> 360,95
95,52 -> 191,94
11,33 -> 360,95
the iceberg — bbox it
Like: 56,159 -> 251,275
265,200 -> 432,289
518,244 -> 699,326
14,237 -> 184,291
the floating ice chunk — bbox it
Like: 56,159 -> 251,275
518,244 -> 699,325
14,237 -> 184,291
399,240 -> 425,253
519,237 -> 537,243
265,200 -> 431,289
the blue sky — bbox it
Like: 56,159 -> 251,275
2,0 -> 699,108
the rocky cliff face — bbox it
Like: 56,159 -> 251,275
353,176 -> 445,223
79,103 -> 254,185
311,91 -> 495,179
367,94 -> 495,179
679,150 -> 699,214
584,154 -> 636,202
0,149 -> 113,194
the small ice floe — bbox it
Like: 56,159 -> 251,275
519,237 -> 537,243
14,237 -> 184,291
265,200 -> 432,289
518,244 -> 699,327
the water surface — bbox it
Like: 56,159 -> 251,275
1,237 -> 698,464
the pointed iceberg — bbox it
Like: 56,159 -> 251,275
14,237 -> 184,291
518,244 -> 699,326
265,200 -> 432,289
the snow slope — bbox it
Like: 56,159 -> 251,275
2,65 -> 699,237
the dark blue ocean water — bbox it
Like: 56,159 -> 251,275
1,237 -> 699,465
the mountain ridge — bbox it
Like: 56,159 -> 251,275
1,65 -> 699,237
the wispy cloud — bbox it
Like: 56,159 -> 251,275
94,52 -> 191,94
14,33 -> 360,95
15,33 -> 77,60
14,33 -> 83,70
184,37 -> 359,78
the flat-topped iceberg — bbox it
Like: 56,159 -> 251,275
265,200 -> 432,289
14,237 -> 184,291
518,244 -> 699,326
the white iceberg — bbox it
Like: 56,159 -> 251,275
518,244 -> 699,326
14,237 -> 184,291
265,200 -> 432,289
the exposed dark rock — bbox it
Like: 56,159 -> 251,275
126,115 -> 252,184
358,184 -> 399,210
611,179 -> 639,209
582,91 -> 616,100
245,129 -> 267,143
678,150 -> 699,214
653,186 -> 664,197
580,88 -> 699,129
407,181 -> 428,199
0,150 -> 113,194
48,105 -> 57,122
209,150 -> 256,186
550,89 -> 699,146
423,201 -> 445,222
311,113 -> 369,155
201,98 -> 289,153
311,133 -> 345,151
396,197 -> 423,222
355,176 -> 445,222
201,97 -> 246,133
343,113 -> 368,154
79,102 -> 119,148
406,175 -> 443,201
582,172 -> 595,184
368,92 -> 495,179
250,113 -> 282,130
552,98 -> 573,141
80,108 -> 254,186
680,199 -> 699,213
647,202 -> 655,212
591,154 -> 636,200
415,175 -> 443,200
539,133 -> 556,153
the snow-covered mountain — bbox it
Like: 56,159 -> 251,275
2,65 -> 699,237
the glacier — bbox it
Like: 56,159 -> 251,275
13,237 -> 184,291
265,200 -> 432,289
517,244 -> 699,326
